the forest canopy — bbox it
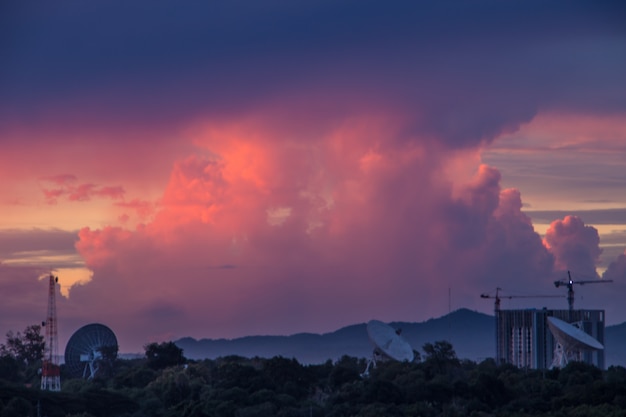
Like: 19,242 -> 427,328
1,331 -> 625,417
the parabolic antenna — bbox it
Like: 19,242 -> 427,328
546,316 -> 603,368
362,320 -> 413,376
64,323 -> 118,379
367,320 -> 414,361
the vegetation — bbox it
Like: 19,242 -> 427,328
145,342 -> 186,370
1,328 -> 625,417
0,324 -> 45,386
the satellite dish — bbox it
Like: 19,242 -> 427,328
64,323 -> 118,379
546,316 -> 603,368
362,320 -> 413,376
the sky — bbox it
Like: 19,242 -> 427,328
1,0 -> 626,353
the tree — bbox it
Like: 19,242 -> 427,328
144,341 -> 185,369
93,344 -> 119,378
422,340 -> 460,375
0,324 -> 45,366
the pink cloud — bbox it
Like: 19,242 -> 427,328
3,104 -> 621,351
2,109 -> 621,351
42,188 -> 65,205
543,215 -> 602,277
65,116 -> 569,350
75,227 -> 134,269
0,123 -> 184,206
116,199 -> 154,220
68,183 -> 96,201
40,176 -> 125,203
2,2 -> 624,353
94,186 -> 125,200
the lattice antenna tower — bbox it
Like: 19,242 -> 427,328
41,274 -> 61,391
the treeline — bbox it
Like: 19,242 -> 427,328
1,338 -> 626,417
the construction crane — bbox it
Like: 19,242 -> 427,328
480,287 -> 564,313
554,270 -> 613,313
480,288 -> 564,365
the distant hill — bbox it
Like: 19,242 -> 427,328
175,308 -> 494,364
175,308 -> 626,366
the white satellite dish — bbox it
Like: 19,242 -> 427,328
362,320 -> 414,376
546,316 -> 603,368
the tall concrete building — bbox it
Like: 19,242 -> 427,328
496,309 -> 605,369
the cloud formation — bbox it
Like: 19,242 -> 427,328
543,216 -> 602,278
40,176 -> 125,204
1,1 -> 625,352
604,251 -> 626,281
62,115 -> 570,349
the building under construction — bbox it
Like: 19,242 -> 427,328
495,308 -> 605,369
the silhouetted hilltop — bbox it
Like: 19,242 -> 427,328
176,308 -> 493,364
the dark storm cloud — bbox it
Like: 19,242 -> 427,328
2,0 -> 624,147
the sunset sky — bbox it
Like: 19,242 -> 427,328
2,1 -> 626,353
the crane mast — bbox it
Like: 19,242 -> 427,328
554,270 -> 613,319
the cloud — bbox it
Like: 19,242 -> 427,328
543,215 -> 602,277
63,114 -> 567,349
67,184 -> 96,202
603,250 -> 626,281
1,1 -> 625,351
3,114 -> 623,351
75,227 -> 135,270
115,199 -> 155,220
41,189 -> 64,204
0,228 -> 93,301
0,228 -> 78,261
40,176 -> 125,204
483,113 -> 626,218
82,185 -> 125,201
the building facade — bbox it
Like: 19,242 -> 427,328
496,309 -> 605,369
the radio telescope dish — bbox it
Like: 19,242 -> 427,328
64,323 -> 118,379
547,316 -> 603,368
362,320 -> 413,376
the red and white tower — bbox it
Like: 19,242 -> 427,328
41,274 -> 61,391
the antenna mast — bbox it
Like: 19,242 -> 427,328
41,274 -> 61,391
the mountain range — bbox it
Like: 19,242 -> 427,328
175,308 -> 626,367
